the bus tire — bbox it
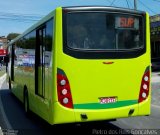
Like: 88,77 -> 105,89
24,88 -> 30,117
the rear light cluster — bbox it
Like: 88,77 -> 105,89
138,67 -> 150,103
57,72 -> 73,108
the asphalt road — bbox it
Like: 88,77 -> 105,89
0,72 -> 160,135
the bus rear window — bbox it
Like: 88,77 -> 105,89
65,12 -> 144,50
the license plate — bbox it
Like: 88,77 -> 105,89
99,97 -> 117,104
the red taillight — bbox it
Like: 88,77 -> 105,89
57,72 -> 73,108
138,67 -> 150,103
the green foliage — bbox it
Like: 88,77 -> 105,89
0,68 -> 5,77
7,33 -> 20,41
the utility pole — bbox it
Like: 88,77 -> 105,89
134,0 -> 137,10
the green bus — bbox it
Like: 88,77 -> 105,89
7,6 -> 151,125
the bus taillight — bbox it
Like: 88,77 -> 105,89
57,72 -> 73,108
138,67 -> 150,103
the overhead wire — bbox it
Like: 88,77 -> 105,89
108,0 -> 116,6
0,0 -> 159,23
0,12 -> 43,18
127,0 -> 133,9
0,17 -> 40,22
110,0 -> 117,6
126,0 -> 130,8
152,0 -> 160,2
0,12 -> 44,23
138,0 -> 157,14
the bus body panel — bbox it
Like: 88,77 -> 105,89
53,8 -> 151,124
57,54 -> 149,105
11,67 -> 31,103
138,97 -> 151,115
11,59 -> 51,123
52,102 -> 139,124
9,10 -> 56,124
52,98 -> 150,124
138,12 -> 151,116
8,7 -> 151,125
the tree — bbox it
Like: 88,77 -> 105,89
7,33 -> 20,42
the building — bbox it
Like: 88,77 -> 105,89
0,36 -> 7,49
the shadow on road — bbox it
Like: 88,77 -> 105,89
0,89 -> 132,135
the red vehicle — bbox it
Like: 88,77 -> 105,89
0,49 -> 8,65
0,49 -> 7,56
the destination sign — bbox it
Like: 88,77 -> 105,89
115,16 -> 139,29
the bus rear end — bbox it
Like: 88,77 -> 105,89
53,7 -> 151,124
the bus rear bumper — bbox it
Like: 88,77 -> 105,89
51,100 -> 150,125
73,104 -> 139,123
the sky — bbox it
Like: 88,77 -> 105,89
0,0 -> 160,37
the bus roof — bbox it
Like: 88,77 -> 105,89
62,6 -> 146,14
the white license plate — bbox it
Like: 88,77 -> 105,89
99,97 -> 117,104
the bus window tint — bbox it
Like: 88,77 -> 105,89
116,16 -> 143,49
15,31 -> 36,67
66,12 -> 143,50
66,13 -> 116,49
